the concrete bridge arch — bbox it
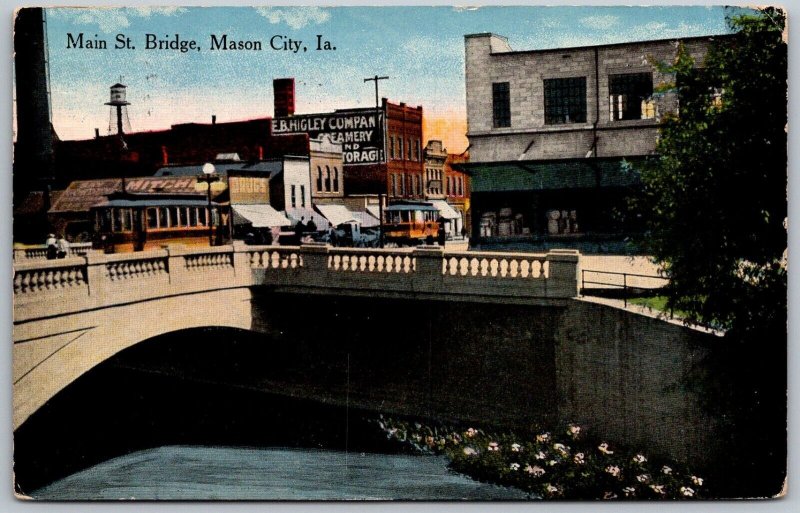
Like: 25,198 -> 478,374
13,287 -> 254,431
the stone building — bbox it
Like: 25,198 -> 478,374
460,32 -> 722,248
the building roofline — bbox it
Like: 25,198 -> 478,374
484,33 -> 733,57
453,155 -> 652,173
465,32 -> 509,41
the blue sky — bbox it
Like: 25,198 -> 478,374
36,6 -> 749,151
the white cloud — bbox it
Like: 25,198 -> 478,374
579,14 -> 620,31
254,7 -> 331,30
49,7 -> 188,34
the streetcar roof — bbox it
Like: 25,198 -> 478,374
383,204 -> 438,212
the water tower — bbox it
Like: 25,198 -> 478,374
105,82 -> 131,136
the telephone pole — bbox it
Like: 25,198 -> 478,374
364,75 -> 389,248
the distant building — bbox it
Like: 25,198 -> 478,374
423,141 -> 470,238
461,32 -> 721,248
269,80 -> 424,201
309,135 -> 345,205
423,140 -> 446,200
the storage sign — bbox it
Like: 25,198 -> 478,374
271,110 -> 385,165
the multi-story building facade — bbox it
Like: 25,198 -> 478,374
385,100 -> 425,201
423,140 -> 446,199
444,152 -> 471,236
461,32 -> 721,247
309,135 -> 345,205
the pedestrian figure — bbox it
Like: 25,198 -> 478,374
437,217 -> 446,246
307,216 -> 317,233
45,233 -> 57,260
56,235 -> 69,259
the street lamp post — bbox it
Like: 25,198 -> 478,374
198,163 -> 220,246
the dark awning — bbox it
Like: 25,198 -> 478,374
454,157 -> 645,193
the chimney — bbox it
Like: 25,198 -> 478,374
95,128 -> 100,139
161,145 -> 168,166
273,78 -> 295,118
211,114 -> 216,126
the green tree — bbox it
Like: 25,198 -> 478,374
637,7 -> 786,497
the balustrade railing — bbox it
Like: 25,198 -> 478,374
13,243 -> 579,322
328,248 -> 416,274
13,242 -> 93,261
442,251 -> 548,279
13,259 -> 87,295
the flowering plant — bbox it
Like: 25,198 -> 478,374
375,416 -> 706,500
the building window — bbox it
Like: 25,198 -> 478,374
333,167 -> 339,192
291,184 -> 296,208
492,82 -> 511,128
300,185 -> 306,207
417,140 -> 421,161
391,174 -> 397,196
325,166 -> 331,192
609,72 -> 653,120
399,138 -> 404,160
316,166 -> 323,192
544,77 -> 587,124
390,136 -> 395,159
407,139 -> 411,161
400,174 -> 406,196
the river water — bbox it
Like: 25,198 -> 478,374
30,446 -> 529,500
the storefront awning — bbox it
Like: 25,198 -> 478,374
455,157 -> 644,193
315,204 -> 359,227
351,210 -> 380,228
232,204 -> 291,228
428,200 -> 461,220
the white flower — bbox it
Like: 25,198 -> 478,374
605,465 -> 621,477
525,464 -> 546,477
534,450 -> 547,460
552,443 -> 569,456
487,442 -> 500,452
622,486 -> 636,497
567,424 -> 582,438
536,433 -> 550,443
650,484 -> 666,495
573,452 -> 585,465
465,428 -> 477,438
548,459 -> 558,467
545,484 -> 560,495
636,474 -> 650,483
661,465 -> 673,475
681,486 -> 695,497
598,442 -> 614,455
511,443 -> 522,452
462,447 -> 477,457
691,475 -> 704,486
632,454 -> 647,464
509,463 -> 520,471
603,491 -> 618,500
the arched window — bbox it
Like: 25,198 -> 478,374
333,167 -> 339,192
325,166 -> 331,192
316,166 -> 323,192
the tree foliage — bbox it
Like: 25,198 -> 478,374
639,7 -> 786,331
636,8 -> 786,496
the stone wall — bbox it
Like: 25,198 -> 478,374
555,300 -> 724,468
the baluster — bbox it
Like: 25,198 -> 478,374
368,255 -> 376,272
459,257 -> 469,276
509,259 -> 519,278
469,258 -> 479,276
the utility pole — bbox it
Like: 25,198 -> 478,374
364,75 -> 389,248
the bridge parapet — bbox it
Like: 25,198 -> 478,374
13,243 -> 580,324
249,243 -> 579,305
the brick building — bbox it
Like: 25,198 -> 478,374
460,32 -> 722,248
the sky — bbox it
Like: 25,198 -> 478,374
30,5 -> 750,153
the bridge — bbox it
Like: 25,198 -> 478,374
14,242 -> 737,482
12,242 -> 579,431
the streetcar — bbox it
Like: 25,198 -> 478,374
381,202 -> 441,246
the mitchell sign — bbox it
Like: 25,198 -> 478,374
271,110 -> 385,165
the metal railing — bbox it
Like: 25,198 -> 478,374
580,269 -> 670,309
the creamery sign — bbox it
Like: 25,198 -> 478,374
271,110 -> 385,165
